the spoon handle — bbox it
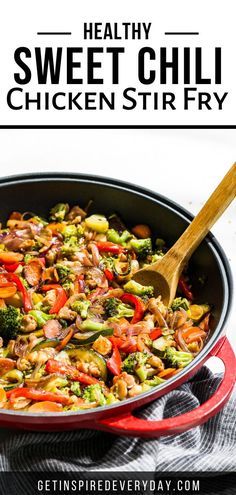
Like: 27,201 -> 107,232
160,162 -> 236,273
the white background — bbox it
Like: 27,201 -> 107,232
0,0 -> 236,125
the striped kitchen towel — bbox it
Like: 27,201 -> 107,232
0,365 -> 235,474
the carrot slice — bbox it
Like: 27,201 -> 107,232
0,285 -> 17,298
56,326 -> 74,351
132,224 -> 151,239
0,252 -> 24,263
27,401 -> 63,412
0,387 -> 7,407
46,223 -> 65,234
158,368 -> 177,378
137,333 -> 150,352
183,327 -> 206,340
185,332 -> 206,343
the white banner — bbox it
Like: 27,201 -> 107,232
0,0 -> 235,126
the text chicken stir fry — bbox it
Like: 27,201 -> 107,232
0,203 -> 211,412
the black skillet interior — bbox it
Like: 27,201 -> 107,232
0,173 -> 232,345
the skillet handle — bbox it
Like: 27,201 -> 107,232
96,338 -> 236,438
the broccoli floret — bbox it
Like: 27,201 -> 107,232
107,229 -> 132,245
102,255 -> 115,272
50,203 -> 69,222
24,254 -> 36,263
171,297 -> 190,311
104,297 -> 134,319
60,236 -> 80,258
71,300 -> 91,319
164,347 -> 193,369
62,224 -> 77,239
123,280 -> 154,298
32,215 -> 48,226
0,306 -> 22,343
55,263 -> 71,281
62,224 -> 84,241
151,252 -> 164,263
130,238 -> 152,259
70,382 -> 81,397
122,352 -> 149,373
62,279 -> 74,294
122,352 -> 150,381
29,310 -> 55,328
82,384 -> 106,406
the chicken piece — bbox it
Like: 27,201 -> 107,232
111,379 -> 128,399
128,384 -> 143,397
76,361 -> 101,378
148,355 -> 164,372
66,205 -> 86,221
16,357 -> 32,371
45,248 -> 58,266
58,306 -> 77,321
27,347 -> 56,365
147,297 -> 168,326
0,358 -> 16,376
20,315 -> 37,333
92,336 -> 112,356
42,289 -> 57,308
111,371 -> 140,400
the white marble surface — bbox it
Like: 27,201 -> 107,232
0,128 -> 235,370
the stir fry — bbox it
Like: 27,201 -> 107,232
0,203 -> 211,412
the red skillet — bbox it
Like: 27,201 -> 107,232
0,173 -> 235,437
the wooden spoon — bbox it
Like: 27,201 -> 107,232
132,162 -> 236,305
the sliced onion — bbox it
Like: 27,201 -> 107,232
89,243 -> 100,266
14,337 -> 28,358
176,328 -> 191,353
87,267 -> 109,289
25,373 -> 58,388
76,251 -> 93,267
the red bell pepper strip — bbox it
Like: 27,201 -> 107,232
109,336 -> 124,349
178,277 -> 193,301
120,341 -> 137,354
6,273 -> 32,312
104,269 -> 114,281
107,346 -> 122,376
150,328 -> 162,340
6,387 -> 71,405
109,336 -> 137,354
45,359 -> 101,385
0,252 -> 23,263
41,284 -> 61,291
95,241 -> 126,254
3,262 -> 25,273
41,284 -> 68,314
49,287 -> 68,314
121,293 -> 145,324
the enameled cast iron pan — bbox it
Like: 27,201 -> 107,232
0,173 -> 235,437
